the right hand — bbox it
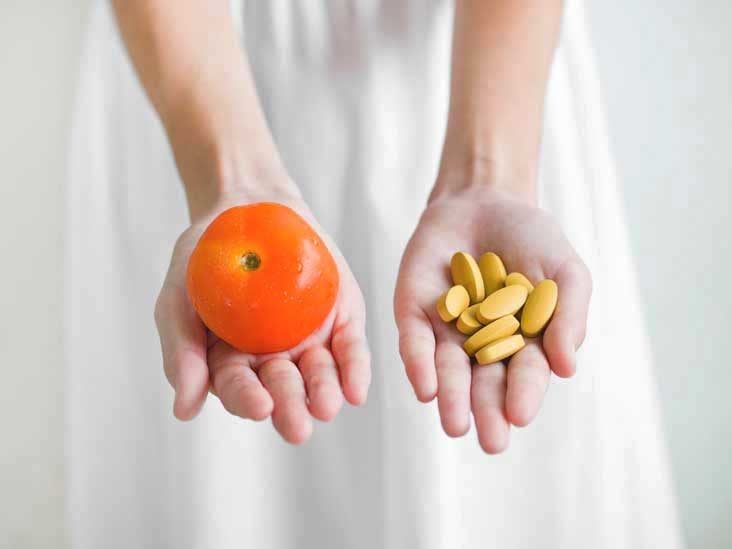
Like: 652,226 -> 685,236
154,185 -> 371,444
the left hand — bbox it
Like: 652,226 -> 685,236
394,184 -> 592,453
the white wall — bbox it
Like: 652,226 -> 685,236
0,2 -> 729,548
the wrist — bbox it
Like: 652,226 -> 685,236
433,149 -> 538,205
181,140 -> 301,223
185,161 -> 302,225
186,166 -> 301,226
433,102 -> 542,204
162,96 -> 299,223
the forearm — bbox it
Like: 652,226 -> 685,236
112,0 -> 291,221
436,0 -> 563,202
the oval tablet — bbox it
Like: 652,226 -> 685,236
436,285 -> 470,322
475,334 -> 526,365
505,272 -> 534,293
463,315 -> 520,356
476,285 -> 528,324
457,304 -> 483,335
478,252 -> 507,295
521,279 -> 558,337
450,252 -> 485,303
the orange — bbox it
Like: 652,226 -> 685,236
186,203 -> 339,354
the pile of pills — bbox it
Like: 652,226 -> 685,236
436,252 -> 558,365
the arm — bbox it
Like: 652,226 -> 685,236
436,0 -> 562,202
113,2 -> 370,442
112,0 -> 291,221
395,0 -> 591,453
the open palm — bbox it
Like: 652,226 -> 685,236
394,186 -> 592,453
155,191 -> 370,444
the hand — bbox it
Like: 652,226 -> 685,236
154,186 -> 371,444
394,185 -> 592,453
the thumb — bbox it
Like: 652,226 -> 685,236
542,258 -> 592,378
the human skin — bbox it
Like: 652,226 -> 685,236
394,0 -> 592,453
113,0 -> 591,451
113,1 -> 371,444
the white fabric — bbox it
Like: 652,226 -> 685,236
66,1 -> 684,548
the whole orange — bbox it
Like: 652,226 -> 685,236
186,203 -> 340,354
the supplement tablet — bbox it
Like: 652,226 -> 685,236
476,285 -> 528,324
505,272 -> 534,293
463,315 -> 520,356
456,304 -> 483,335
478,252 -> 507,295
475,334 -> 526,365
450,252 -> 485,303
436,285 -> 470,322
520,279 -> 558,337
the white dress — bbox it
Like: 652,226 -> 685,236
67,1 -> 684,548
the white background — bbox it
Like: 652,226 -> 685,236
0,2 -> 730,547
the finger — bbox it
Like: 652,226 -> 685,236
471,362 -> 511,454
543,258 -> 593,378
299,347 -> 344,421
505,341 -> 551,427
154,288 -> 210,421
259,359 -> 313,444
331,303 -> 371,406
435,325 -> 472,437
395,304 -> 438,402
208,343 -> 274,421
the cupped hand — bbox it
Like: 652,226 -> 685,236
154,187 -> 370,444
394,185 -> 591,453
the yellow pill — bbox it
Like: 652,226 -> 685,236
521,279 -> 558,337
456,304 -> 483,335
505,272 -> 534,293
478,252 -> 507,295
450,252 -> 485,303
476,285 -> 528,324
475,334 -> 526,365
436,285 -> 470,322
463,315 -> 520,356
